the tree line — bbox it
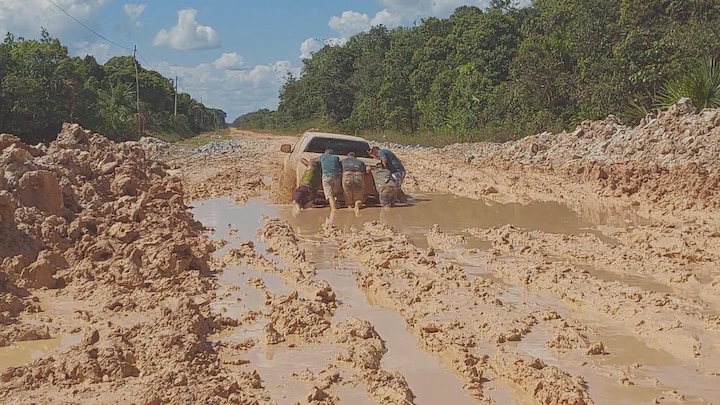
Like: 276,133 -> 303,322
233,0 -> 720,143
0,29 -> 227,144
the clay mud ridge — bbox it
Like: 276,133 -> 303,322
331,221 -> 593,404
0,124 -> 269,403
219,217 -> 416,404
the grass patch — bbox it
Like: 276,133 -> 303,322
152,132 -> 185,143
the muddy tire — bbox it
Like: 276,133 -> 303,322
269,164 -> 296,204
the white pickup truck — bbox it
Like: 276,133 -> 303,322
280,131 -> 379,201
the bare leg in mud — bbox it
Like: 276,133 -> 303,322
328,194 -> 338,210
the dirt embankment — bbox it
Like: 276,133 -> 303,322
398,99 -> 720,223
0,124 -> 267,403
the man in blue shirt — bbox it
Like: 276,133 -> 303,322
318,149 -> 342,210
370,146 -> 407,203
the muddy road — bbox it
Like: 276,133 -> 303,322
2,102 -> 720,404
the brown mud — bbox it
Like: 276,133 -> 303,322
3,101 -> 720,404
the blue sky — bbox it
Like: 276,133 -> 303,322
0,0 -> 511,121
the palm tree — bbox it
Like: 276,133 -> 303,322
657,57 -> 720,110
96,80 -> 144,140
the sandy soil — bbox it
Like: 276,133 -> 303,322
2,100 -> 720,404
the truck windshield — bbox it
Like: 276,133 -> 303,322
305,137 -> 371,157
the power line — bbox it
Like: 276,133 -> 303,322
47,0 -> 133,52
136,51 -> 156,71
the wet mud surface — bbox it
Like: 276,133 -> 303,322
3,106 -> 720,404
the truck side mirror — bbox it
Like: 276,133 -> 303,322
280,144 -> 292,153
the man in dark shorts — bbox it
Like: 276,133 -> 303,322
372,161 -> 398,208
341,152 -> 366,213
370,146 -> 407,203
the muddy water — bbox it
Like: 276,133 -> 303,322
193,195 -> 675,404
279,193 -> 645,243
194,197 -> 482,404
456,255 -> 718,403
0,334 -> 81,369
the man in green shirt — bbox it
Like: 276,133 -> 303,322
292,158 -> 320,211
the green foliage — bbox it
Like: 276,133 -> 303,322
0,30 -> 227,143
657,57 -> 720,110
232,1 -> 720,144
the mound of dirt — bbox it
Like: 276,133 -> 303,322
1,124 -> 207,312
0,124 -> 263,403
461,99 -> 720,213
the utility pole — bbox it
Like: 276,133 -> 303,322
173,76 -> 178,117
133,45 -> 142,137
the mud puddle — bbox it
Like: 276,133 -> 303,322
193,197 -> 483,404
577,264 -> 674,294
194,196 -> 276,251
191,195 -> 678,404
0,334 -> 81,369
195,193 -> 641,248
278,192 -> 646,248
447,252 -> 716,403
317,259 -> 479,405
246,340 -> 343,405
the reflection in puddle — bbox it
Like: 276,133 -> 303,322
195,192 -> 646,250
0,334 -> 81,369
277,193 -> 646,242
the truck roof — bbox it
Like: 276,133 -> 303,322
303,131 -> 371,143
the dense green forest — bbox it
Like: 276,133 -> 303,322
0,29 -> 226,144
233,0 -> 720,143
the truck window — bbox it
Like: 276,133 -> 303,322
304,137 -> 371,157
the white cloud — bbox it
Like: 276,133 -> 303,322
328,0 -> 532,35
0,0 -> 110,39
153,8 -> 221,50
114,3 -> 146,37
123,4 -> 146,23
212,52 -> 246,70
299,37 -> 348,59
154,59 -> 300,120
328,8 -> 405,36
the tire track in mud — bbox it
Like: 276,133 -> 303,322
430,225 -> 720,361
426,226 -> 720,403
459,224 -> 720,309
326,221 -> 594,404
216,215 -> 420,404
